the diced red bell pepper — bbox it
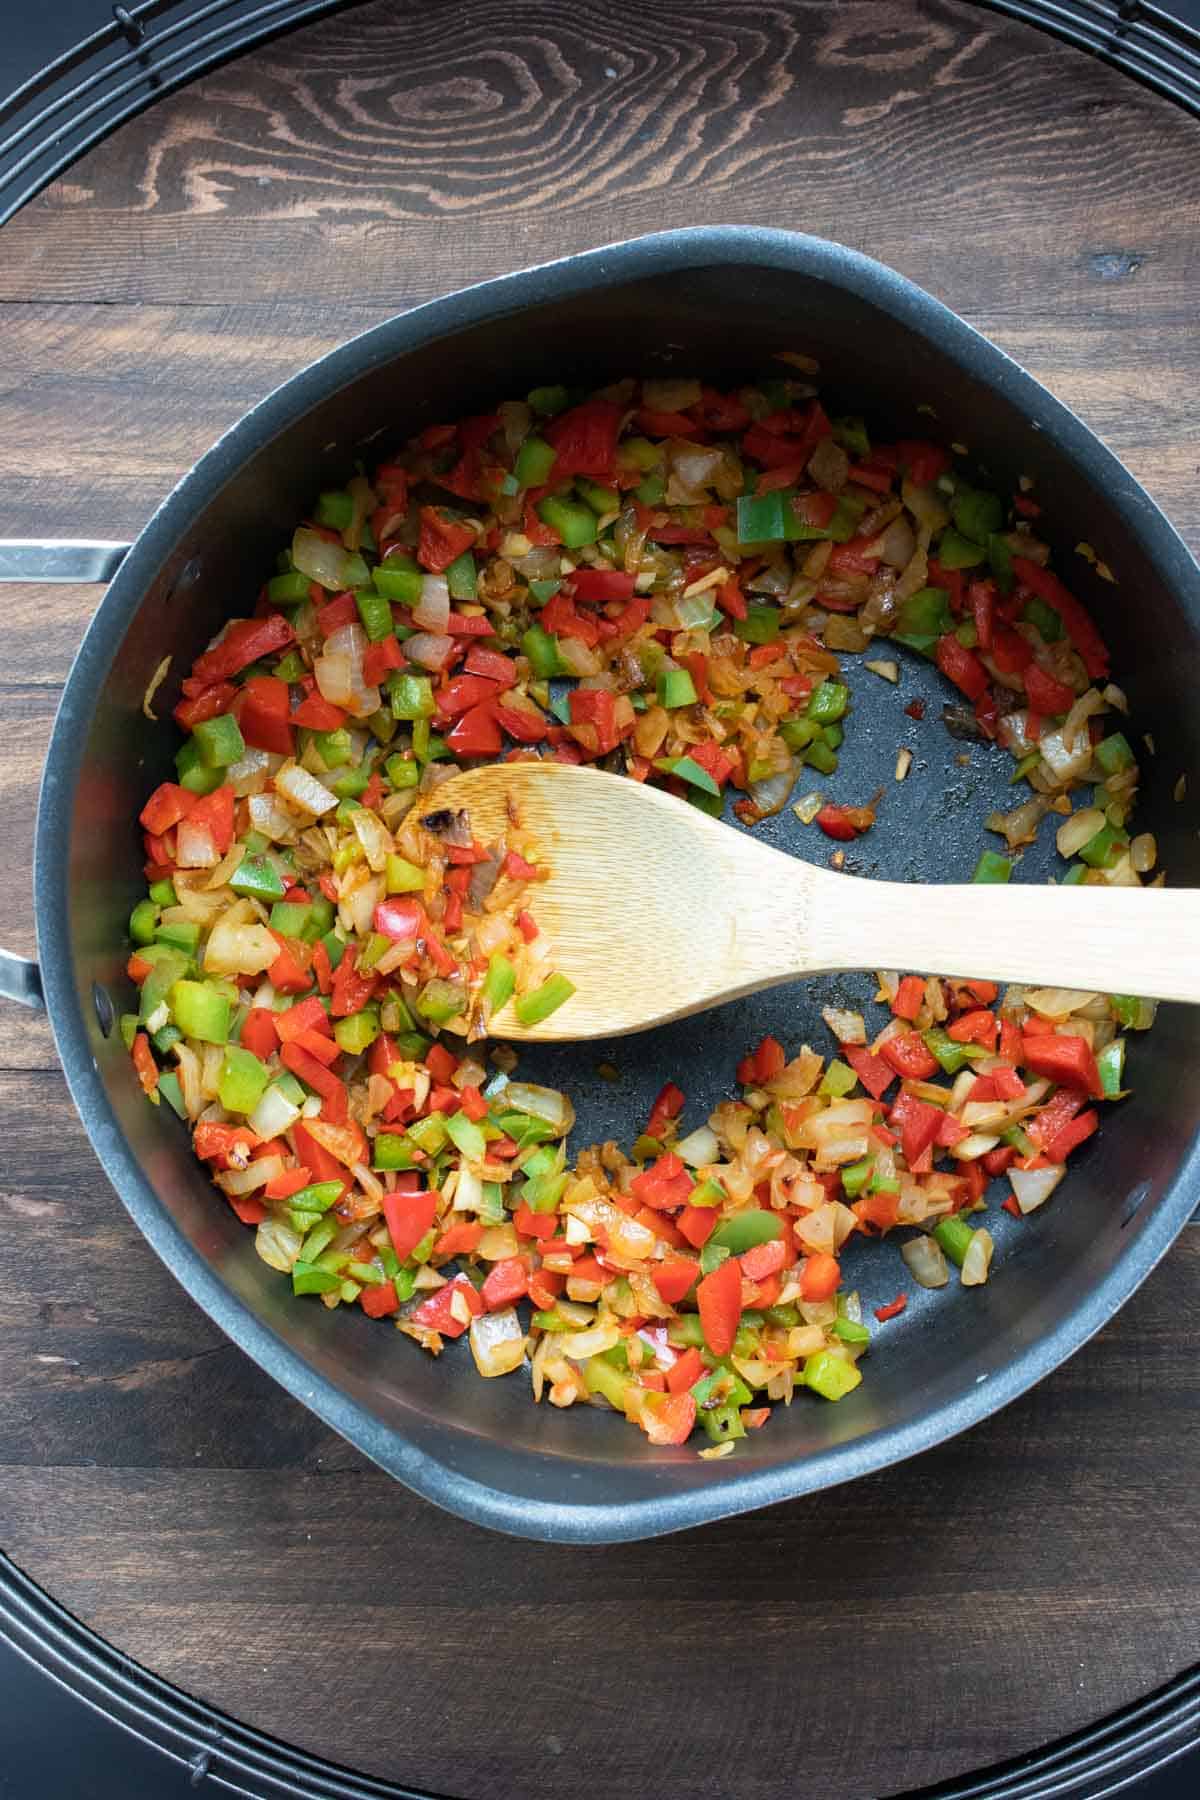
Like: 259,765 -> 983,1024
362,636 -> 406,686
650,1258 -> 700,1305
847,461 -> 893,493
463,647 -> 516,684
891,975 -> 926,1022
174,680 -> 239,732
1023,663 -> 1077,716
998,1018 -> 1023,1064
990,1067 -> 1027,1101
480,1257 -> 528,1311
815,804 -> 863,842
382,1188 -> 438,1263
317,591 -> 358,637
947,1008 -> 998,1049
1012,558 -> 1109,679
276,995 -> 332,1042
696,1256 -> 743,1356
968,580 -> 997,652
753,1035 -> 786,1082
991,627 -> 1035,675
568,687 -> 618,755
184,785 -> 235,855
279,1042 -> 344,1104
827,538 -> 880,578
936,1112 -> 970,1148
458,1084 -> 488,1123
677,1205 -> 718,1248
638,1389 -> 696,1446
290,691 -> 347,730
740,1237 -> 789,1283
494,701 -> 548,743
875,1293 -> 908,1322
361,1281 -> 401,1319
544,399 -> 622,479
1026,1087 -> 1085,1150
294,1028 -> 339,1067
373,896 -> 424,947
1043,1108 -> 1099,1162
636,407 -> 702,438
841,1044 -> 896,1100
983,1146 -> 1017,1177
139,783 -> 196,835
568,568 -> 637,603
416,506 -> 476,573
878,1032 -> 939,1080
666,1346 -> 705,1395
889,1090 -> 943,1165
291,1122 -> 348,1188
897,439 -> 949,486
645,1080 -> 685,1141
190,614 -> 294,687
717,579 -> 747,620
410,1272 -> 484,1338
445,701 -> 503,758
1021,1032 -> 1103,1099
515,1202 -> 557,1241
433,1220 -> 483,1259
936,633 -> 990,702
235,674 -> 294,756
240,1008 -> 279,1060
422,1042 -> 458,1086
226,1193 -> 268,1226
435,673 -> 502,718
799,1252 -> 841,1302
193,1121 -> 259,1167
330,941 -> 378,1018
630,1152 -> 694,1211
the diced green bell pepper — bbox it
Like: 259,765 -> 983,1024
385,853 -> 425,894
373,1133 -> 417,1171
333,1007 -> 380,1055
657,668 -> 698,709
819,1059 -> 858,1098
537,495 -> 597,548
841,1156 -> 873,1199
168,979 -> 229,1044
217,1045 -> 270,1113
972,849 -> 1012,883
709,1209 -> 784,1253
147,879 -> 177,907
155,919 -> 201,957
269,900 -> 312,939
482,954 -> 516,1015
384,754 -> 420,791
734,602 -> 783,646
514,434 -> 557,488
445,551 -> 477,601
314,489 -> 355,530
390,673 -> 435,721
415,979 -> 467,1026
688,1177 -> 727,1209
129,898 -> 159,945
230,854 -> 286,901
355,588 -> 394,642
1097,1037 -> 1127,1098
373,561 -> 423,606
833,1317 -> 871,1345
513,973 -> 575,1028
922,1026 -> 982,1075
522,625 -> 566,678
576,477 -> 620,515
807,679 -> 849,724
1095,732 -> 1135,776
157,1071 -> 187,1118
803,1350 -> 862,1401
527,385 -> 569,417
175,736 -> 224,795
527,578 -> 562,607
988,532 -> 1014,593
937,527 -> 987,570
267,569 -> 313,606
1021,595 -> 1064,643
292,1261 -> 344,1297
191,713 -> 246,768
933,1215 -> 975,1267
952,488 -> 1003,544
832,415 -> 870,456
446,1111 -> 487,1160
1078,822 -> 1129,869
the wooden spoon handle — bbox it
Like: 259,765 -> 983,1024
799,875 -> 1200,1004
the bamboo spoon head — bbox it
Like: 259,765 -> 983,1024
420,762 -> 804,1040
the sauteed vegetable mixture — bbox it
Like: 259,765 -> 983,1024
123,372 -> 1156,1454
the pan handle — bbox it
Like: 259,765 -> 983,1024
0,951 -> 43,1009
0,539 -> 132,1006
0,540 -> 131,582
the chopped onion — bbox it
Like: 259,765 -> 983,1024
405,631 -> 455,671
1025,987 -> 1098,1019
807,435 -> 849,493
1056,807 -> 1106,858
675,1124 -> 719,1167
557,635 -> 604,677
469,1308 -> 527,1378
292,526 -> 353,591
248,1083 -> 302,1140
226,746 -> 279,797
275,763 -> 338,817
877,516 -> 916,569
563,1323 -> 621,1362
643,377 -> 702,412
793,790 -> 824,825
988,793 -> 1049,848
1038,724 -> 1093,787
315,622 -> 380,718
961,1227 -> 994,1286
747,758 -> 797,820
204,916 -> 278,978
255,1217 -> 303,1271
1131,832 -> 1156,874
503,1082 -> 575,1134
902,1235 -> 949,1288
1010,1164 -> 1066,1214
247,791 -> 299,842
414,574 -> 451,633
822,1006 -> 866,1045
1061,684 -> 1105,751
352,807 -> 393,872
175,818 -> 219,869
218,1154 -> 283,1197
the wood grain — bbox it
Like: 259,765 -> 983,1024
1,1 -> 1199,1793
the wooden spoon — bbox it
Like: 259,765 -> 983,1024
422,762 -> 1200,1040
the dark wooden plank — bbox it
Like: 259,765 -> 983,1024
2,1 -> 1199,1794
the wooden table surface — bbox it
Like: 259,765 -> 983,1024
2,3 -> 1199,1795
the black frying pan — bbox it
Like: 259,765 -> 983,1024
2,227 -> 1197,1542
